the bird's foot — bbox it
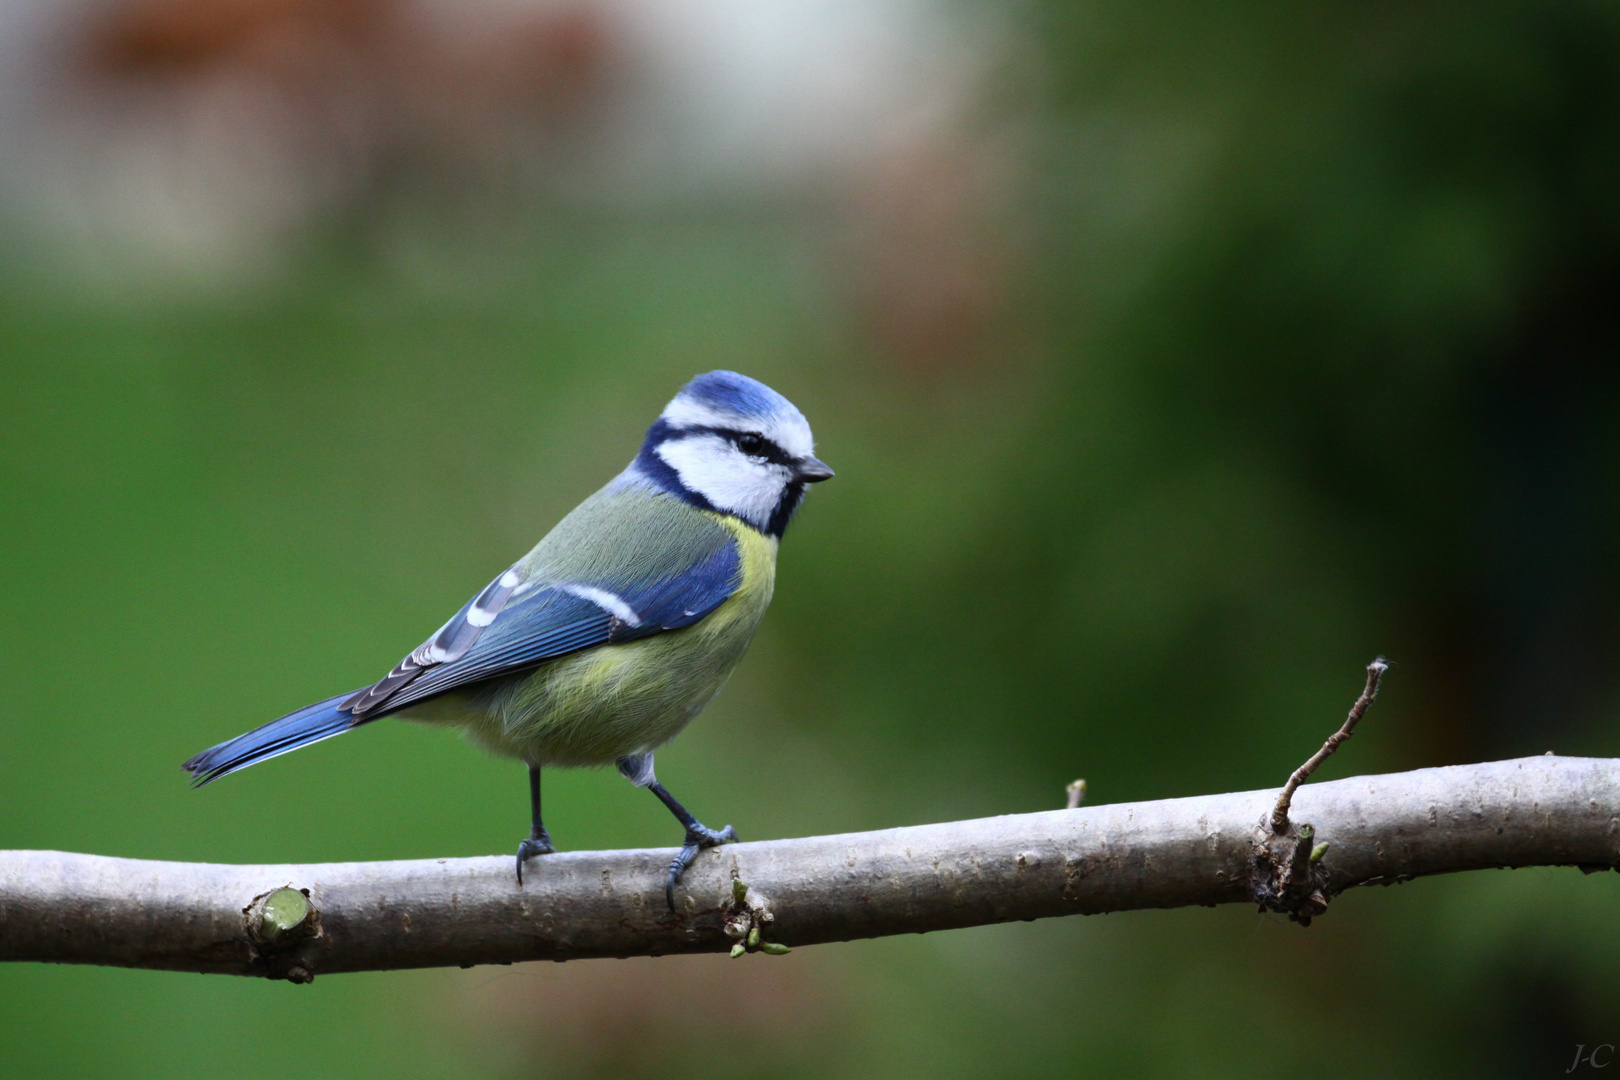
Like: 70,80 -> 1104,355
665,822 -> 737,911
515,832 -> 556,886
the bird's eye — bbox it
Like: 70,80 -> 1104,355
736,433 -> 766,456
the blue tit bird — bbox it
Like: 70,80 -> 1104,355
183,370 -> 832,908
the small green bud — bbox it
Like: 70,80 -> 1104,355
257,888 -> 311,941
730,943 -> 746,959
1310,842 -> 1330,863
759,942 -> 791,955
732,879 -> 749,906
747,926 -> 760,948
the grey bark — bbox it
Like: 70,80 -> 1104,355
2,755 -> 1617,980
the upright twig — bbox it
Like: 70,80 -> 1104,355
1269,658 -> 1388,834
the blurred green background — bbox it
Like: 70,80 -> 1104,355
5,0 -> 1620,1076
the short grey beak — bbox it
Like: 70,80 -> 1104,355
797,457 -> 835,483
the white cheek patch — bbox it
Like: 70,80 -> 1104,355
657,434 -> 790,529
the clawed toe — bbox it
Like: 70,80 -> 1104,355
664,823 -> 737,911
515,834 -> 556,886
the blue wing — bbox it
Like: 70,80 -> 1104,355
361,539 -> 742,714
182,535 -> 741,784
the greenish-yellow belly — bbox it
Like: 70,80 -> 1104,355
397,517 -> 776,766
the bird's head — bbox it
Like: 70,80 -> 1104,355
633,371 -> 834,537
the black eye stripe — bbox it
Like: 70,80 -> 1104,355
665,424 -> 795,466
724,430 -> 792,465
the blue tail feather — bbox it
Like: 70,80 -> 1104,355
182,691 -> 368,786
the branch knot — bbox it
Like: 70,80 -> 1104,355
245,885 -> 322,982
1252,657 -> 1389,925
1251,821 -> 1330,925
723,873 -> 790,957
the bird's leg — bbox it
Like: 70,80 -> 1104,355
651,783 -> 737,910
515,764 -> 555,886
616,752 -> 735,910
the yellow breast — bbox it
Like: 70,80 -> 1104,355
691,511 -> 778,638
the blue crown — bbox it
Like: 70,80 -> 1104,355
677,370 -> 799,422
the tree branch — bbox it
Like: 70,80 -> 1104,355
3,755 -> 1618,980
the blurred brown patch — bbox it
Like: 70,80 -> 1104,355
81,0 -> 389,75
64,0 -> 616,188
848,134 -> 1020,376
459,950 -> 856,1077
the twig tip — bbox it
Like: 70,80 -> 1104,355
1269,655 -> 1392,835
